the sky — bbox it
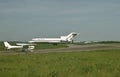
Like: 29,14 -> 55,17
0,0 -> 120,41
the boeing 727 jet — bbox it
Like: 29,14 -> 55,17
29,32 -> 78,43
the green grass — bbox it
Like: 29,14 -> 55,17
0,42 -> 5,50
35,43 -> 68,49
0,50 -> 120,77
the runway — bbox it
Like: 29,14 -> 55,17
1,44 -> 120,54
34,44 -> 120,53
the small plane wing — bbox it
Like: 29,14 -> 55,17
16,43 -> 36,46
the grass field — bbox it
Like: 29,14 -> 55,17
0,50 -> 120,77
35,43 -> 68,49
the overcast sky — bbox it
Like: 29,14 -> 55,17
0,0 -> 120,41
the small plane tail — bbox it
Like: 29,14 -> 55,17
65,32 -> 78,42
4,42 -> 12,49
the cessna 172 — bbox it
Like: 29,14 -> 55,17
4,42 -> 35,52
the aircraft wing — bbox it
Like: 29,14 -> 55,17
16,43 -> 36,46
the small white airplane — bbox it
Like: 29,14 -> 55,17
4,42 -> 35,52
29,32 -> 78,43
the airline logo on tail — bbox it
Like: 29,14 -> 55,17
65,32 -> 78,41
61,32 -> 78,42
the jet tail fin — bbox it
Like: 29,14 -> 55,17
65,32 -> 78,42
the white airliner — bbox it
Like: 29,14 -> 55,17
29,32 -> 78,43
4,42 -> 35,52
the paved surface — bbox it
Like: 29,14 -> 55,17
34,44 -> 120,53
1,44 -> 120,54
